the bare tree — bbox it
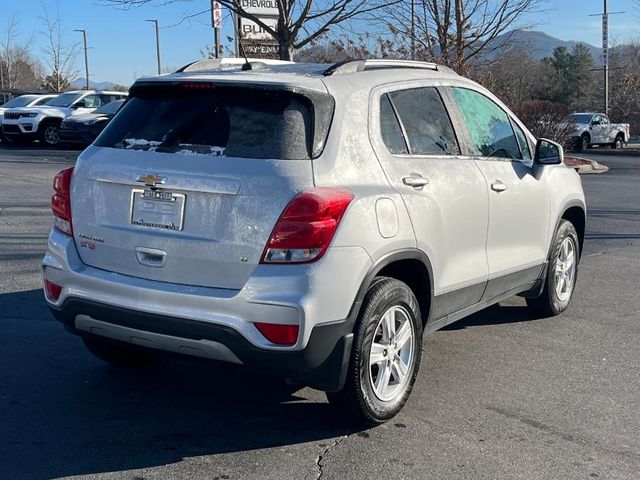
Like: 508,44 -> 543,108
0,14 -> 44,90
40,0 -> 79,92
102,0 -> 392,61
375,0 -> 545,74
1,14 -> 29,89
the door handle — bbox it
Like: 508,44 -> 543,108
402,176 -> 429,188
491,180 -> 508,193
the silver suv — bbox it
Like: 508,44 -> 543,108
43,59 -> 585,425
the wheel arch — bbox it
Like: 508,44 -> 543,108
40,116 -> 63,126
347,250 -> 434,330
560,203 -> 586,257
38,116 -> 63,135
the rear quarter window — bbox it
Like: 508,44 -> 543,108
95,86 -> 314,160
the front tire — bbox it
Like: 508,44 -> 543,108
527,220 -> 579,316
82,334 -> 154,367
39,121 -> 61,147
578,133 -> 590,152
327,277 -> 422,426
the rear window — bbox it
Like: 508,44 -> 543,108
95,85 -> 315,159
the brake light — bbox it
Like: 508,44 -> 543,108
254,322 -> 299,346
43,279 -> 62,301
180,82 -> 217,89
261,188 -> 354,264
51,167 -> 74,236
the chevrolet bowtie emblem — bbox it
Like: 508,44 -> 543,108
136,173 -> 167,187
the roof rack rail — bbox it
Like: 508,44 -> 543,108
323,59 -> 448,76
176,59 -> 226,73
176,58 -> 295,73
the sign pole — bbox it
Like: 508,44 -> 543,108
603,0 -> 609,115
211,1 -> 223,59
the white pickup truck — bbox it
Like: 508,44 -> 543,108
570,112 -> 630,151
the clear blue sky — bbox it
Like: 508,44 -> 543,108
6,0 -> 639,86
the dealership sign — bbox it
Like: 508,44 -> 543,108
238,0 -> 279,58
239,0 -> 278,16
239,16 -> 277,41
212,1 -> 222,28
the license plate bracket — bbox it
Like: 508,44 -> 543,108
130,188 -> 186,231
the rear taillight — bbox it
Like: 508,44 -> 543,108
51,167 -> 74,236
261,187 -> 354,264
254,322 -> 299,346
43,279 -> 62,301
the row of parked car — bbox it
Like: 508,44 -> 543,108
0,90 -> 128,147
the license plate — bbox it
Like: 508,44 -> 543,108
130,189 -> 186,231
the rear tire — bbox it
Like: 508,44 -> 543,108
612,134 -> 624,149
526,220 -> 579,316
327,277 -> 422,426
82,334 -> 154,367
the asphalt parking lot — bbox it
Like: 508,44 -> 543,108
0,144 -> 638,480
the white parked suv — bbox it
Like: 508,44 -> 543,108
43,60 -> 585,425
0,94 -> 58,140
2,90 -> 127,146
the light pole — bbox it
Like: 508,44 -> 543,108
146,19 -> 161,75
74,29 -> 89,90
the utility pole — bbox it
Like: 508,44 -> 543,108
590,0 -> 624,116
74,29 -> 89,90
603,0 -> 609,115
146,19 -> 161,74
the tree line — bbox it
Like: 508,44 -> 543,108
0,2 -> 83,93
4,0 -> 639,139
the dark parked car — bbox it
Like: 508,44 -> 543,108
59,99 -> 125,146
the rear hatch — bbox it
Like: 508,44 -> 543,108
71,81 -> 333,290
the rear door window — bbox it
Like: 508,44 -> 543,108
80,95 -> 101,108
95,86 -> 314,159
451,88 -> 521,160
388,87 -> 460,156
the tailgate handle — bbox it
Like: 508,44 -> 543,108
135,247 -> 167,268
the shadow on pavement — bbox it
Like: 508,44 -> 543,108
442,303 -> 543,330
0,289 -> 358,480
0,141 -> 83,152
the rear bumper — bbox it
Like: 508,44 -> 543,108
43,229 -> 371,390
50,298 -> 354,391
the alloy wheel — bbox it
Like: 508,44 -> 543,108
368,305 -> 415,402
554,236 -> 577,302
44,125 -> 59,145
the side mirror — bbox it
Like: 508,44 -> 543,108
71,101 -> 85,109
534,138 -> 564,165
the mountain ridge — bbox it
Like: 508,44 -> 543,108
492,30 -> 603,63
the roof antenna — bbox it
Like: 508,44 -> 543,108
231,12 -> 251,71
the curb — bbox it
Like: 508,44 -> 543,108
568,157 -> 609,175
